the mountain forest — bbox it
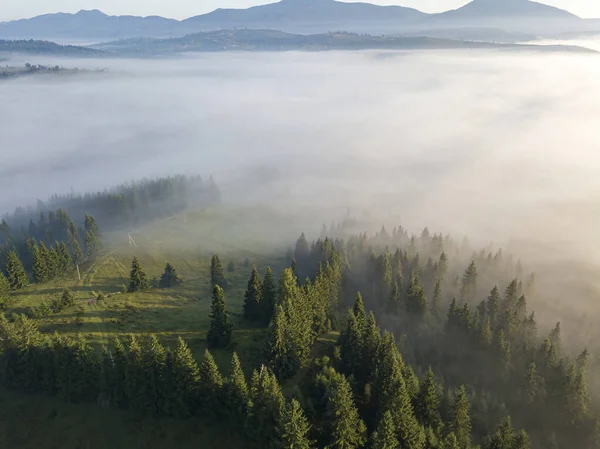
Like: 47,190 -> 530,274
0,174 -> 597,449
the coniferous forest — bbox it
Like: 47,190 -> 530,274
0,176 -> 598,449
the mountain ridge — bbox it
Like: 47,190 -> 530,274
0,0 -> 594,41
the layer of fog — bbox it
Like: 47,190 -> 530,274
1,48 -> 600,325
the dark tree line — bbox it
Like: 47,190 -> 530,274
4,175 -> 220,233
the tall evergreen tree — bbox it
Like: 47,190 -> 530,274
125,335 -> 145,410
224,352 -> 249,424
5,250 -> 28,290
323,374 -> 367,449
370,411 -> 400,449
140,334 -> 168,416
449,386 -> 472,449
431,279 -> 442,319
460,261 -> 477,302
159,263 -> 181,288
199,348 -> 224,414
247,366 -> 285,448
57,242 -> 72,274
244,266 -> 263,322
210,254 -> 226,289
261,266 -> 277,325
406,273 -> 427,318
171,336 -> 200,418
415,367 -> 443,433
264,304 -> 299,380
388,281 -> 402,315
32,243 -> 48,283
279,399 -> 314,449
128,257 -> 149,292
207,285 -> 233,349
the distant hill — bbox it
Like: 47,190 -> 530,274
0,0 -> 595,43
0,39 -> 105,56
0,9 -> 181,41
93,29 -> 596,55
425,0 -> 580,29
182,0 -> 425,32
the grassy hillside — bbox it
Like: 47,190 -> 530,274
5,206 -> 292,372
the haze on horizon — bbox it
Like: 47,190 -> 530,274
1,0 -> 600,22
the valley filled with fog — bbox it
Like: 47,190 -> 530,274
3,48 -> 599,247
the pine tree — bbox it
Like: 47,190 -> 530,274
264,304 -> 299,380
244,266 -> 263,321
0,271 -> 10,307
85,231 -> 98,259
140,334 -> 168,416
415,367 -> 443,433
32,243 -> 48,283
69,226 -> 84,267
387,281 -> 401,315
247,366 -> 285,448
487,286 -> 501,326
370,411 -> 400,449
159,263 -> 181,288
261,266 -> 277,325
406,273 -> 427,317
324,374 -> 367,449
125,335 -> 145,410
210,254 -> 226,289
449,386 -> 472,449
224,352 -> 249,424
171,336 -> 200,418
112,336 -> 128,408
5,250 -> 28,290
128,257 -> 149,292
460,261 -> 477,302
46,245 -> 59,279
207,285 -> 233,349
431,279 -> 442,319
57,242 -> 72,274
279,399 -> 314,449
339,309 -> 363,379
199,348 -> 224,414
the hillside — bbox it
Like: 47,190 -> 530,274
0,39 -> 105,56
94,29 -> 596,55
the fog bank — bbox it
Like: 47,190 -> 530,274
1,49 -> 599,295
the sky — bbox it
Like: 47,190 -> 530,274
1,0 -> 599,21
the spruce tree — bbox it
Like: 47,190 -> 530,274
323,374 -> 367,449
171,336 -> 200,418
261,266 -> 277,325
279,398 -> 314,449
415,367 -> 443,433
450,386 -> 472,449
247,366 -> 285,448
210,254 -> 226,289
5,250 -> 28,290
159,263 -> 181,288
207,285 -> 233,349
32,243 -> 48,283
140,335 -> 168,416
431,280 -> 441,317
112,336 -> 128,408
57,242 -> 72,274
460,261 -> 477,302
388,281 -> 402,315
128,257 -> 149,292
0,272 -> 10,308
264,304 -> 299,380
69,230 -> 84,267
371,411 -> 400,449
224,352 -> 249,424
199,348 -> 224,414
125,335 -> 145,410
487,286 -> 501,326
85,231 -> 98,259
406,273 -> 427,317
244,266 -> 263,322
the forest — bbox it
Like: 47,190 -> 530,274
0,175 -> 597,449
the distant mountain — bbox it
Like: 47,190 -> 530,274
183,0 -> 426,32
93,29 -> 596,55
0,9 -> 181,41
0,0 -> 594,43
425,0 -> 580,29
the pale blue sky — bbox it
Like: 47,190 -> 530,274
1,0 -> 598,21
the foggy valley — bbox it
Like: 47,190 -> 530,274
1,1 -> 600,449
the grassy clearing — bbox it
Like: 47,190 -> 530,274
4,206 -> 290,372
